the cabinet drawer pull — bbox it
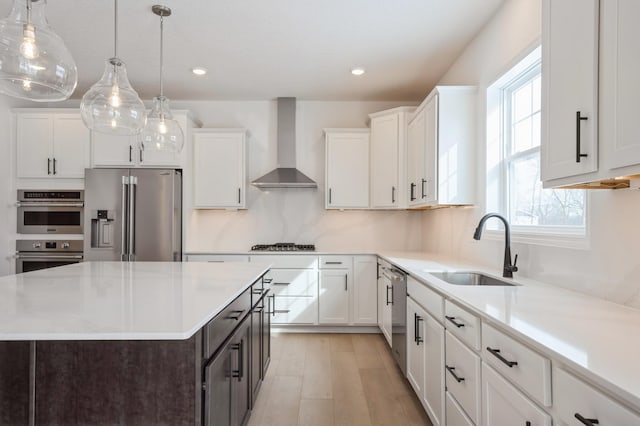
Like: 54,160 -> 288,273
238,188 -> 241,204
129,145 -> 133,162
227,310 -> 244,321
445,365 -> 465,383
576,111 -> 589,163
47,158 -> 51,175
486,347 -> 518,368
263,278 -> 273,284
139,148 -> 143,163
272,282 -> 290,286
325,261 -> 343,265
574,413 -> 599,425
421,178 -> 426,199
445,316 -> 465,328
52,158 -> 57,175
329,188 -> 332,204
344,274 -> 348,291
391,186 -> 396,204
273,309 -> 290,314
416,315 -> 423,344
410,183 -> 416,201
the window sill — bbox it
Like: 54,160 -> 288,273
483,229 -> 590,250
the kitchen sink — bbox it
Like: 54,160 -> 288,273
429,271 -> 517,286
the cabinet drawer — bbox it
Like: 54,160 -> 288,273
445,331 -> 481,425
446,391 -> 474,426
482,323 -> 551,407
203,286 -> 252,359
408,276 -> 443,321
271,295 -> 317,325
554,367 -> 640,425
266,269 -> 318,296
481,363 -> 551,426
319,255 -> 352,269
445,300 -> 481,350
249,255 -> 318,269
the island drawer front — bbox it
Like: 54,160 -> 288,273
251,276 -> 268,306
482,323 -> 551,407
266,269 -> 318,297
554,367 -> 640,425
203,287 -> 252,359
319,255 -> 352,269
445,331 -> 481,425
271,295 -> 317,325
249,255 -> 318,269
446,391 -> 474,426
444,300 -> 481,351
408,276 -> 443,322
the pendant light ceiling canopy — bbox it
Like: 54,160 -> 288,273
0,0 -> 77,101
80,0 -> 146,136
140,5 -> 184,153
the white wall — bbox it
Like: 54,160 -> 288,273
173,100 -> 423,253
422,0 -> 640,309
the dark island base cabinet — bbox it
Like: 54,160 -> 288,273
0,342 -> 30,426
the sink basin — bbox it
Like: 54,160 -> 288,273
430,271 -> 517,286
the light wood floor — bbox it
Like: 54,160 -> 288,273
248,333 -> 432,426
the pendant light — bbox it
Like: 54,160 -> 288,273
80,0 -> 146,136
140,5 -> 184,153
0,0 -> 77,101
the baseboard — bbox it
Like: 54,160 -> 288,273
271,326 -> 381,334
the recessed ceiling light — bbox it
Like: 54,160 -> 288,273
191,67 -> 207,76
351,68 -> 365,76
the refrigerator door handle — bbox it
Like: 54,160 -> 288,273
121,176 -> 129,261
129,176 -> 137,261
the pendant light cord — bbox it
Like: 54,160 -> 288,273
114,0 -> 118,58
26,0 -> 32,26
159,13 -> 164,96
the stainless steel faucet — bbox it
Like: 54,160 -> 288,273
473,213 -> 518,278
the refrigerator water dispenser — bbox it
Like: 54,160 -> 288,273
91,210 -> 114,248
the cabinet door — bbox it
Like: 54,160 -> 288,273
381,285 -> 393,347
52,114 -> 89,178
325,131 -> 369,208
203,346 -> 232,426
541,0 -> 599,182
231,319 -> 250,426
482,363 -> 551,426
262,294 -> 271,375
602,0 -> 640,169
92,132 -> 137,167
353,256 -> 377,325
319,269 -> 350,324
370,114 -> 399,208
424,95 -> 438,203
423,310 -> 444,426
407,110 -> 426,206
250,302 -> 263,405
16,113 -> 52,178
406,298 -> 426,398
194,131 -> 245,209
139,144 -> 180,167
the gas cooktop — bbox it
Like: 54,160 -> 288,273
250,243 -> 316,252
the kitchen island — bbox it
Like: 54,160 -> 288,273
0,261 -> 271,425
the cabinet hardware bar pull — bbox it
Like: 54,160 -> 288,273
329,188 -> 332,204
270,295 -> 276,316
47,158 -> 51,175
576,111 -> 589,163
139,148 -> 143,163
345,274 -> 348,291
238,339 -> 244,381
526,422 -> 531,426
416,316 -> 424,344
445,365 -> 465,382
238,188 -> 241,204
129,145 -> 133,162
574,413 -> 599,425
486,347 -> 518,367
231,343 -> 241,379
52,158 -> 57,175
414,313 -> 419,343
227,310 -> 244,321
386,285 -> 392,305
326,261 -> 342,265
273,310 -> 290,314
445,316 -> 465,328
410,183 -> 416,201
421,178 -> 426,199
392,186 -> 396,204
272,282 -> 290,286
263,278 -> 273,284
252,289 -> 264,295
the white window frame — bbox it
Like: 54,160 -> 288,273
485,45 -> 590,250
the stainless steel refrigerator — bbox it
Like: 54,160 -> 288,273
84,169 -> 182,262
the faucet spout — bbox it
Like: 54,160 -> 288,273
473,213 -> 518,278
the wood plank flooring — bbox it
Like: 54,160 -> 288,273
248,333 -> 432,426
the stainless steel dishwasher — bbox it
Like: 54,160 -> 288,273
382,265 -> 408,375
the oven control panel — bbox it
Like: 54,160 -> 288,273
16,240 -> 84,253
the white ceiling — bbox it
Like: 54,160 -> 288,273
2,0 -> 504,101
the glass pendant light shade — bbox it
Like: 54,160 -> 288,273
0,0 -> 77,101
80,57 -> 146,135
141,96 -> 184,152
141,5 -> 183,153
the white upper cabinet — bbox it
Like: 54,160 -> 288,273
16,110 -> 89,179
193,129 -> 246,209
541,0 -> 599,185
408,87 -> 476,208
324,129 -> 370,209
369,107 -> 414,209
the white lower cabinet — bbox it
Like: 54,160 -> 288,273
482,363 -> 551,426
553,366 -> 640,425
352,255 -> 377,325
378,265 -> 393,346
445,331 -> 482,425
319,269 -> 350,324
271,295 -> 317,325
446,392 -> 474,426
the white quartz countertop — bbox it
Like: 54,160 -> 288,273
378,251 -> 640,412
0,262 -> 270,341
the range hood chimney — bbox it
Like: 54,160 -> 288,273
251,98 -> 317,189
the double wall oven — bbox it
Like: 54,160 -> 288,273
16,190 -> 84,273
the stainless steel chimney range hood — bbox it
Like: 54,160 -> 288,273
251,97 -> 317,189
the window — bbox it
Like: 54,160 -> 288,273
486,46 -> 586,241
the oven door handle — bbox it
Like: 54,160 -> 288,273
16,202 -> 85,208
15,254 -> 84,260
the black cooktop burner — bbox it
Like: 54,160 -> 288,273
251,243 -> 316,252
